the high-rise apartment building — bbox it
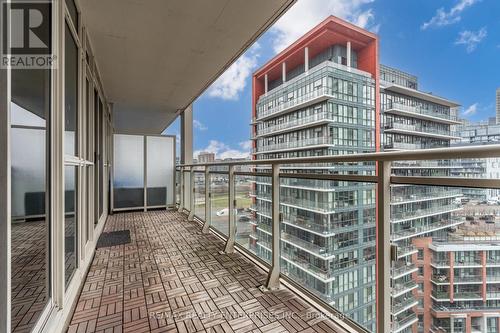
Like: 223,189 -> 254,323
251,17 -> 379,331
417,218 -> 500,333
251,17 -> 464,333
454,120 -> 500,201
380,65 -> 464,333
496,88 -> 500,124
198,151 -> 216,164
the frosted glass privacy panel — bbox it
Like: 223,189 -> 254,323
146,136 -> 175,207
113,134 -> 144,209
11,127 -> 46,218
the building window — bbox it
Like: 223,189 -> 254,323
417,249 -> 424,260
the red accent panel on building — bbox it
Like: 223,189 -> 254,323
482,250 -> 487,302
450,252 -> 455,303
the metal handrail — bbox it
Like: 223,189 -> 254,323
180,144 -> 500,167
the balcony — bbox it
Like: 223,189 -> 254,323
5,1 -> 500,332
454,275 -> 483,283
391,218 -> 465,242
391,188 -> 462,205
67,211 -> 343,333
392,297 -> 418,316
256,111 -> 335,137
253,136 -> 335,154
255,61 -> 373,121
281,232 -> 336,259
453,291 -> 483,300
384,121 -> 461,140
391,263 -> 418,280
392,312 -> 418,333
391,204 -> 462,223
384,142 -> 421,150
392,280 -> 418,298
384,101 -> 461,125
396,245 -> 419,259
179,144 -> 499,333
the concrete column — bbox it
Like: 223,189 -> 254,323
304,47 -> 309,72
264,74 -> 268,94
180,105 -> 193,212
0,50 -> 11,333
346,41 -> 351,67
282,62 -> 286,83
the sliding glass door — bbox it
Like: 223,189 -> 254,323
10,69 -> 51,333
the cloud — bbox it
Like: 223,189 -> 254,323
270,0 -> 377,54
194,140 -> 250,160
239,140 -> 253,150
455,27 -> 487,53
207,43 -> 260,100
462,103 -> 478,116
421,0 -> 480,30
193,119 -> 207,131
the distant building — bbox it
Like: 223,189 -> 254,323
197,151 -> 215,163
417,216 -> 500,333
454,120 -> 500,200
496,88 -> 500,124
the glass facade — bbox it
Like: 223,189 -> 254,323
252,46 -> 377,331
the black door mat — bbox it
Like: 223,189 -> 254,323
96,230 -> 131,248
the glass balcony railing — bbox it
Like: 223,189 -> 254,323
392,218 -> 465,241
256,111 -> 335,136
179,146 -> 500,333
392,312 -> 418,331
454,275 -> 483,283
391,263 -> 417,279
386,101 -> 459,123
391,188 -> 462,204
392,297 -> 418,315
453,260 -> 482,267
281,231 -> 334,258
391,203 -> 461,222
453,291 -> 483,299
397,245 -> 418,259
255,61 -> 374,121
254,136 -> 334,153
384,142 -> 421,150
384,121 -> 459,138
392,280 -> 418,296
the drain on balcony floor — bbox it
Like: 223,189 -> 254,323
96,230 -> 131,248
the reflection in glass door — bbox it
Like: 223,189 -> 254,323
10,70 -> 51,332
93,91 -> 104,225
64,22 -> 78,286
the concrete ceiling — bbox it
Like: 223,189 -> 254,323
80,0 -> 295,134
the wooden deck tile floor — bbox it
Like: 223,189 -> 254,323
67,210 -> 343,333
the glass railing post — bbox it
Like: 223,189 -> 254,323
202,168 -> 211,233
188,168 -> 195,221
224,165 -> 236,253
178,167 -> 184,212
263,163 -> 281,290
377,160 -> 392,333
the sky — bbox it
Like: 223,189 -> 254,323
165,0 -> 500,160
